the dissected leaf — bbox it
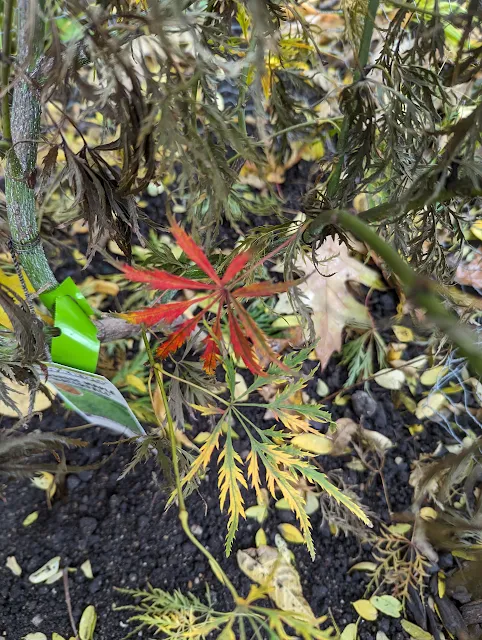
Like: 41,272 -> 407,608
29,556 -> 61,584
370,595 -> 402,617
375,368 -> 405,390
400,620 -> 433,639
352,599 -> 378,621
296,236 -> 385,369
237,545 -> 315,620
79,605 -> 97,640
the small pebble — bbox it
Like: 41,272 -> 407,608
351,391 -> 377,418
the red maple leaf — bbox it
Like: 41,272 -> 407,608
119,219 -> 298,375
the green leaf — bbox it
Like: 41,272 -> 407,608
22,511 -> 39,527
370,595 -> 402,618
400,620 -> 433,640
340,623 -> 358,640
79,605 -> 97,640
297,465 -> 372,528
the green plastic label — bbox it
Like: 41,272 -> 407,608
40,278 -> 100,373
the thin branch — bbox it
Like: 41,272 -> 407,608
305,209 -> 482,376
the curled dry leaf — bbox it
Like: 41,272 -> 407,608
331,417 -> 358,455
237,545 -> 315,620
296,236 -> 385,370
375,368 -> 405,390
6,555 -> 22,576
29,556 -> 61,584
456,253 -> 482,289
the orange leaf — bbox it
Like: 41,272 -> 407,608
156,309 -> 207,359
201,310 -> 222,375
121,264 -> 215,291
119,296 -> 211,326
232,299 -> 291,373
228,311 -> 266,376
232,279 -> 299,298
169,219 -> 221,284
222,251 -> 251,284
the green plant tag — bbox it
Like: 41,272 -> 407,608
40,278 -> 100,373
45,363 -> 145,437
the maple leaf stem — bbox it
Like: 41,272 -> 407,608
307,209 -> 482,377
141,329 -> 240,603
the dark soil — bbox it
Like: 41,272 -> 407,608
0,164 -> 465,640
0,357 -> 449,640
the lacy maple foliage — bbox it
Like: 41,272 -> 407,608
120,220 -> 296,375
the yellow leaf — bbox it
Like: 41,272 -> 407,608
352,599 -> 378,621
125,374 -> 147,394
0,377 -> 52,418
409,423 -> 424,435
0,271 -> 34,328
237,545 -> 315,620
23,635 -> 47,640
278,523 -> 304,544
255,528 -> 267,547
400,620 -> 433,639
438,571 -> 446,598
348,562 -> 377,573
31,472 -> 56,499
291,433 -> 333,455
392,325 -> 414,342
420,366 -> 448,386
6,555 -> 22,576
415,392 -> 446,419
420,507 -> 438,521
52,634 -> 66,640
193,431 -> 211,444
470,219 -> 482,240
29,556 -> 61,584
389,523 -> 412,536
23,511 -> 39,527
91,280 -> 119,296
334,393 -> 349,406
80,559 -> 93,579
79,605 -> 97,640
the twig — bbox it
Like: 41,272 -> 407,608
62,568 -> 79,640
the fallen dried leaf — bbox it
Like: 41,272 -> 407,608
278,523 -> 304,544
29,556 -> 61,584
296,236 -> 384,369
352,599 -> 378,621
370,595 -> 402,618
237,545 -> 315,620
6,555 -> 22,576
80,559 -> 93,579
291,432 -> 333,455
23,511 -> 39,527
400,620 -> 433,639
375,368 -> 405,390
79,605 -> 97,640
